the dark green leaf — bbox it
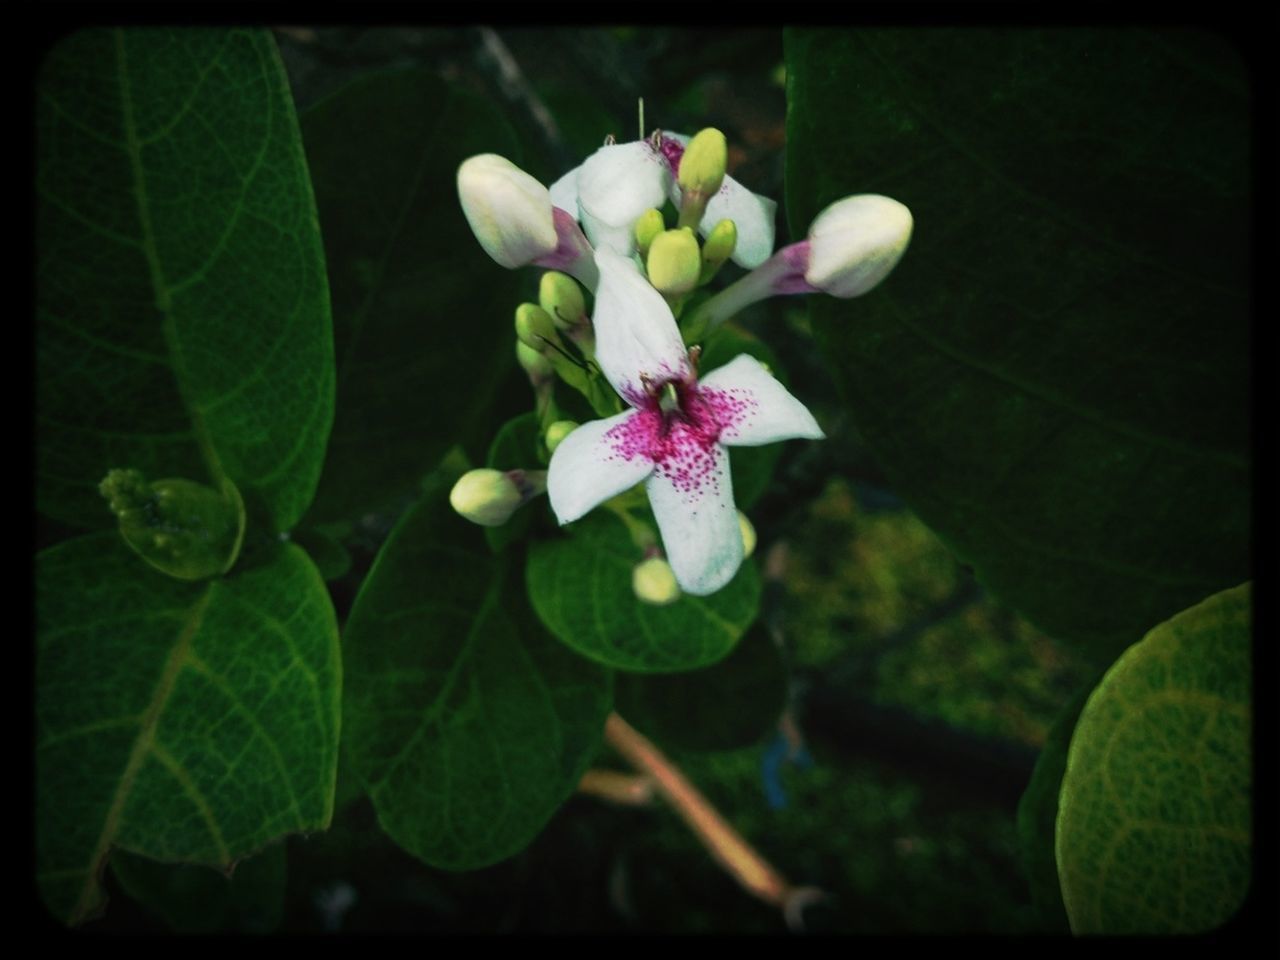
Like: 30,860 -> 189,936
110,842 -> 286,933
614,625 -> 786,751
37,535 -> 341,925
37,28 -> 333,533
300,69 -> 524,523
1056,582 -> 1250,933
290,525 -> 352,581
785,29 -> 1249,656
485,411 -> 545,552
342,473 -> 612,870
527,510 -> 761,673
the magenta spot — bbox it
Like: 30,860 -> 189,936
657,135 -> 685,174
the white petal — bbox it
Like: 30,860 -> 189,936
592,248 -> 691,405
663,132 -> 776,269
547,409 -> 657,525
577,141 -> 671,256
646,439 -> 743,596
698,354 -> 825,446
549,165 -> 580,215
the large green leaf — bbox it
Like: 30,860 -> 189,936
1056,582 -> 1250,933
785,29 -> 1249,656
36,534 -> 341,925
527,511 -> 761,673
37,28 -> 333,533
300,69 -> 524,522
342,474 -> 612,870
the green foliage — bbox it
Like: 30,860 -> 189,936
1055,583 -> 1251,933
111,843 -> 287,933
300,69 -> 524,522
37,534 -> 341,925
614,626 -> 787,751
485,412 -> 544,552
785,29 -> 1249,657
527,510 -> 760,673
37,28 -> 333,534
341,472 -> 613,870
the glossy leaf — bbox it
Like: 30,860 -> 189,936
614,625 -> 786,751
36,534 -> 341,925
110,842 -> 286,933
300,69 -> 524,522
37,28 -> 333,533
1056,582 -> 1251,933
785,29 -> 1249,656
527,510 -> 761,673
342,473 -> 612,870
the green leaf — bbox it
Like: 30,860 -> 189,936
36,534 -> 341,925
289,525 -> 353,582
527,510 -> 761,673
300,69 -> 524,523
110,842 -> 286,933
1055,582 -> 1251,933
698,323 -> 785,510
342,473 -> 612,870
37,28 -> 334,533
785,29 -> 1249,656
1015,673 -> 1104,932
614,625 -> 786,751
485,411 -> 545,553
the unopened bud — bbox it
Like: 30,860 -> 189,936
737,511 -> 757,559
516,340 -> 554,386
545,420 -> 578,454
646,228 -> 701,296
677,128 -> 727,200
699,218 -> 737,284
457,154 -> 558,269
634,208 -> 665,259
632,556 -> 681,606
515,303 -> 562,353
805,195 -> 913,298
539,271 -> 586,331
450,468 -> 547,527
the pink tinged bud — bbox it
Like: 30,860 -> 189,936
457,154 -> 558,269
804,195 -> 913,298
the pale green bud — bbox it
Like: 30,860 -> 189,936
539,271 -> 586,331
646,227 -> 701,296
700,218 -> 738,284
633,208 -> 665,259
516,340 -> 554,385
450,468 -> 547,527
514,303 -> 562,353
632,556 -> 681,606
677,128 -> 727,200
544,420 -> 578,454
737,511 -> 757,559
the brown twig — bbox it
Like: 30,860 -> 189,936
577,768 -> 656,807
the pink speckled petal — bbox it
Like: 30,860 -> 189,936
577,141 -> 672,256
645,438 -> 743,596
593,248 -> 691,406
547,410 -> 656,525
698,354 -> 825,447
549,164 -> 580,216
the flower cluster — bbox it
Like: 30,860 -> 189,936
452,124 -> 912,598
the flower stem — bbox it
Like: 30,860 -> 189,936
577,769 -> 655,806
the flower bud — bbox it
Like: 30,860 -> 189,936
677,128 -> 727,199
450,468 -> 546,527
632,556 -> 681,606
457,154 -> 558,269
646,227 -> 701,296
514,303 -> 562,353
544,420 -> 578,454
539,271 -> 586,331
516,340 -> 553,386
633,208 -> 665,259
737,511 -> 757,559
804,195 -> 913,298
699,218 -> 737,284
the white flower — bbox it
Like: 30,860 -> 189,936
804,195 -> 914,298
547,248 -> 823,595
550,133 -> 777,268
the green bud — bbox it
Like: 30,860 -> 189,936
632,556 -> 681,606
539,271 -> 586,331
633,208 -> 665,259
676,128 -> 727,229
516,340 -> 554,386
544,420 -> 578,454
100,469 -> 246,581
450,468 -> 547,527
646,228 -> 701,297
514,303 -> 562,353
737,511 -> 757,559
700,218 -> 738,284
